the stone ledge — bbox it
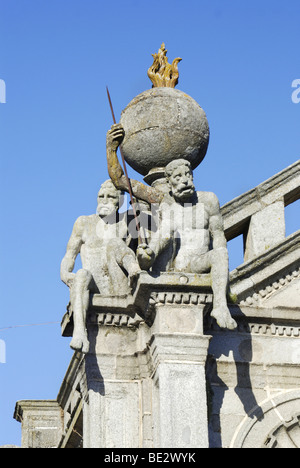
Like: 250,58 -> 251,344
149,332 -> 212,370
206,304 -> 300,337
14,400 -> 61,422
229,230 -> 300,303
61,271 -> 213,336
222,159 -> 300,240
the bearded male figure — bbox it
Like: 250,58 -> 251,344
106,124 -> 237,330
60,179 -> 140,353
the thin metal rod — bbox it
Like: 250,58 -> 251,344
106,86 -> 143,243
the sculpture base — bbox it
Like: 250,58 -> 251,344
61,272 -> 213,448
61,271 -> 213,336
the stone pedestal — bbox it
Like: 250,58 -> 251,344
150,309 -> 211,447
62,272 -> 212,448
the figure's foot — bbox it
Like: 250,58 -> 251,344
126,261 -> 141,289
70,334 -> 90,354
211,306 -> 237,330
136,244 -> 155,271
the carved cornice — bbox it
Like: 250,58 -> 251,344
230,230 -> 300,305
87,311 -> 144,329
207,318 -> 300,338
239,265 -> 300,307
150,291 -> 213,306
61,272 -> 213,336
86,290 -> 213,330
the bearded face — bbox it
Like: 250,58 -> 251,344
168,164 -> 195,201
96,184 -> 120,218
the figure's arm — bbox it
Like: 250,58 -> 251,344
207,193 -> 227,250
60,217 -> 85,287
137,235 -> 172,271
137,207 -> 173,270
106,124 -> 163,205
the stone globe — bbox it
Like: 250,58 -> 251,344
120,87 -> 210,177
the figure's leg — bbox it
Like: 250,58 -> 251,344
121,249 -> 141,287
70,268 -> 92,353
107,239 -> 141,291
209,248 -> 237,330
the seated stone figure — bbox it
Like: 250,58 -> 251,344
106,124 -> 237,330
60,179 -> 140,353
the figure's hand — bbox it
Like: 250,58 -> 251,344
66,273 -> 75,288
106,123 -> 125,152
137,243 -> 155,270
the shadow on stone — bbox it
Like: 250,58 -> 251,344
205,305 -> 264,448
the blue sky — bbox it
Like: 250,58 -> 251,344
0,0 -> 299,446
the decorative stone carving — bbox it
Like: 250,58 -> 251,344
240,268 -> 300,308
229,390 -> 300,449
264,413 -> 300,448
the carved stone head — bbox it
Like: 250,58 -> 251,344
96,180 -> 123,217
165,159 -> 195,202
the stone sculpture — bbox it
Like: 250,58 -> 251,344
60,179 -> 140,353
118,43 -> 209,177
106,44 -> 237,330
107,128 -> 236,330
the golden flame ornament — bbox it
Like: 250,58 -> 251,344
147,43 -> 182,88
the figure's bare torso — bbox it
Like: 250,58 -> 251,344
158,192 -> 215,273
79,214 -> 128,292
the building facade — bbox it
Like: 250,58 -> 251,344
14,160 -> 300,448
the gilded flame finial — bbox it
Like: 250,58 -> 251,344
147,43 -> 182,88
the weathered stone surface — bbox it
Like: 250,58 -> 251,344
152,358 -> 210,448
59,273 -> 214,448
120,88 -> 209,176
82,300 -> 212,448
229,390 -> 300,448
14,401 -> 63,448
230,230 -> 300,306
244,200 -> 285,261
